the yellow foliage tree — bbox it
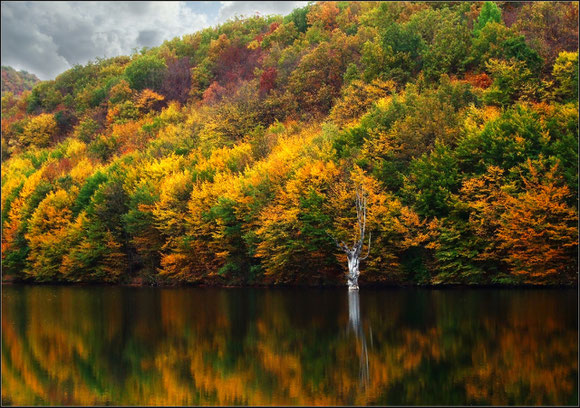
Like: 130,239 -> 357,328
25,188 -> 76,280
20,113 -> 58,147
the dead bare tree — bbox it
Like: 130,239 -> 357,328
329,187 -> 371,290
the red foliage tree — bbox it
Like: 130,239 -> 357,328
259,67 -> 278,96
160,57 -> 192,104
202,81 -> 227,105
214,41 -> 262,86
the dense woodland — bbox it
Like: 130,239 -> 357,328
1,66 -> 40,96
1,1 -> 578,286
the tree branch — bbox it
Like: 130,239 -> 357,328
360,232 -> 372,260
325,230 -> 349,252
356,189 -> 363,241
361,194 -> 366,244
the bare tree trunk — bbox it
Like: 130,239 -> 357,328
330,187 -> 371,290
347,250 -> 360,290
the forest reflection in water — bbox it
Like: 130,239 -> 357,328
1,286 -> 577,406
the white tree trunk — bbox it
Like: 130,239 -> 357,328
330,187 -> 370,290
347,252 -> 360,290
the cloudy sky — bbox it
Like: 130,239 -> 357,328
1,1 -> 307,80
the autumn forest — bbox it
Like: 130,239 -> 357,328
1,1 -> 578,286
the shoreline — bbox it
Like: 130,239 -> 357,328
2,278 -> 577,290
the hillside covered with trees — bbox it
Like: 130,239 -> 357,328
1,66 -> 40,96
1,1 -> 578,286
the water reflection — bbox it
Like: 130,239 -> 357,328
348,290 -> 369,388
1,286 -> 578,406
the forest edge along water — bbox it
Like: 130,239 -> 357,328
2,285 -> 577,406
2,274 -> 578,289
1,1 -> 578,405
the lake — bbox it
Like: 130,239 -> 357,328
1,285 -> 577,406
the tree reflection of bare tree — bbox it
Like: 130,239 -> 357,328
348,290 -> 369,388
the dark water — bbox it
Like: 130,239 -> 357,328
1,285 -> 577,406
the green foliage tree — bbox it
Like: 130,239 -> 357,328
377,21 -> 425,85
483,59 -> 538,106
124,55 -> 167,91
473,1 -> 502,35
284,5 -> 311,33
404,142 -> 460,218
551,51 -> 579,102
421,12 -> 471,81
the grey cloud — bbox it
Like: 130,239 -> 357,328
124,2 -> 153,16
137,30 -> 162,48
1,1 -> 307,81
217,1 -> 308,22
1,1 -> 209,80
1,3 -> 70,79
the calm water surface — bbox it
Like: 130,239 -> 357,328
1,285 -> 577,406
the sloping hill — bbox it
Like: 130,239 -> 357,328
1,66 -> 40,95
1,1 -> 578,286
